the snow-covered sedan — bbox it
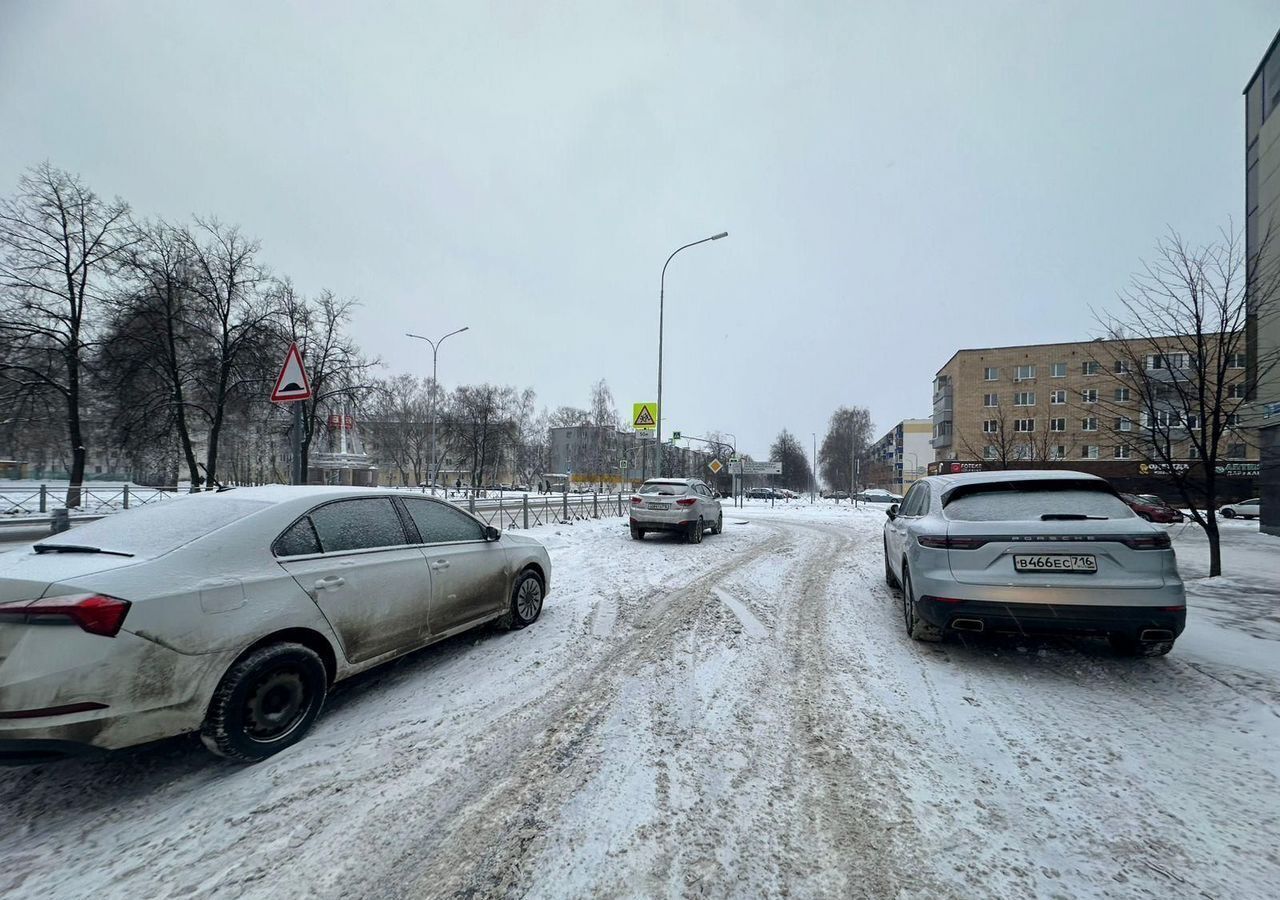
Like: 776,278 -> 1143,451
0,486 -> 550,764
883,470 -> 1186,657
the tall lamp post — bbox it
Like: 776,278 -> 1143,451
812,432 -> 817,503
656,231 -> 728,477
406,326 -> 469,494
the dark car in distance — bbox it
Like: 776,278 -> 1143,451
1119,493 -> 1184,524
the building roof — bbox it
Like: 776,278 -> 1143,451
1244,27 -> 1280,93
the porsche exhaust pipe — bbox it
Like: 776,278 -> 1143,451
1139,628 -> 1174,642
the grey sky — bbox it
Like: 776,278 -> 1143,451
1,1 -> 1274,459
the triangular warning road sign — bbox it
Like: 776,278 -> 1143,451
271,342 -> 312,402
634,405 -> 655,427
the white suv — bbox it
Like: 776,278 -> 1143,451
629,478 -> 723,543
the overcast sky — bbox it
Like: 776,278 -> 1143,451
1,1 -> 1275,459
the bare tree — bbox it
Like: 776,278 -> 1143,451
0,163 -> 134,506
770,429 -> 812,492
448,383 -> 515,488
276,283 -> 378,477
1094,229 -> 1280,576
103,219 -> 204,487
365,373 -> 432,485
819,406 -> 872,492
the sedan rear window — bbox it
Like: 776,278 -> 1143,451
308,498 -> 408,552
640,482 -> 689,495
944,483 -> 1134,522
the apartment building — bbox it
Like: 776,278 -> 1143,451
548,426 -> 722,489
1245,28 -> 1280,534
865,419 -> 934,493
931,337 -> 1258,492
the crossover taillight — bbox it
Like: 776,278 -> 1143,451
1121,533 -> 1172,550
676,498 -> 697,507
0,594 -> 131,637
917,535 -> 988,550
631,496 -> 643,505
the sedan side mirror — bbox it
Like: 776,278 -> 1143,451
886,504 -> 899,521
485,525 -> 501,541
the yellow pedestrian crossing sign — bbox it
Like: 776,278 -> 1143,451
632,402 -> 658,431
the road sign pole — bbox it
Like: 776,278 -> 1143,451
292,402 -> 304,485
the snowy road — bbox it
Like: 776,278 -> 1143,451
2,506 -> 1278,898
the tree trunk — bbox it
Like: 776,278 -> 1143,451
65,355 -> 85,509
1204,513 -> 1222,577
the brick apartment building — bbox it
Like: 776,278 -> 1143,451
930,337 -> 1259,497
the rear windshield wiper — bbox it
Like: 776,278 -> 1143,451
32,544 -> 135,558
1039,514 -> 1108,521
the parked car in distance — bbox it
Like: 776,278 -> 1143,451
0,486 -> 551,764
1120,492 -> 1185,523
630,478 -> 722,543
883,470 -> 1185,657
859,489 -> 897,504
1219,498 -> 1261,519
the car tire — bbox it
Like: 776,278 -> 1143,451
201,642 -> 328,763
902,568 -> 943,643
884,540 -> 899,589
501,569 -> 544,630
689,517 -> 704,544
1138,512 -> 1152,522
1222,508 -> 1236,518
630,522 -> 645,540
711,512 -> 723,535
1109,633 -> 1174,658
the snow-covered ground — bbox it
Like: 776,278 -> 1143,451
1,505 -> 1277,898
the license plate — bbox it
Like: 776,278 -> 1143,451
1013,554 -> 1097,573
647,502 -> 670,510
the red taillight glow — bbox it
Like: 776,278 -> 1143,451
0,594 -> 131,637
631,496 -> 643,505
676,498 -> 697,507
1121,533 -> 1172,550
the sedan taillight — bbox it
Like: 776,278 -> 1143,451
0,594 -> 131,637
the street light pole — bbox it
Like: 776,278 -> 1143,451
656,231 -> 727,478
812,432 -> 817,503
406,326 -> 470,494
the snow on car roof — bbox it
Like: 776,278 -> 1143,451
926,468 -> 1107,490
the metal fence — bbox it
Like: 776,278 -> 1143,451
0,484 -> 180,517
465,492 -> 625,530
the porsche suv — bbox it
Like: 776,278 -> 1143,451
883,470 -> 1185,656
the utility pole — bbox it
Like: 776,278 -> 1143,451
812,431 -> 817,503
406,327 -> 469,494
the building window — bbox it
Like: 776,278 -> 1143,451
1185,414 -> 1199,430
1227,443 -> 1246,459
1014,365 -> 1036,381
1226,412 -> 1241,426
1050,418 -> 1066,432
1014,391 -> 1035,406
1081,389 -> 1098,404
1113,359 -> 1131,374
1114,387 -> 1130,401
1117,416 -> 1132,432
983,394 -> 998,408
1114,445 -> 1131,459
1080,445 -> 1099,459
1050,389 -> 1066,405
1228,383 -> 1246,399
1015,444 -> 1033,460
1082,361 -> 1101,376
1081,417 -> 1098,431
1050,362 -> 1067,378
982,419 -> 1000,434
1147,353 -> 1188,370
1228,353 -> 1246,369
983,367 -> 999,381
1014,418 -> 1035,433
983,445 -> 998,460
1050,445 -> 1066,460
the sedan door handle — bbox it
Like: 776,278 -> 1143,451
430,560 -> 450,571
313,576 -> 345,590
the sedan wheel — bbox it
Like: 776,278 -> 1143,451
504,570 -> 544,630
202,642 -> 328,762
1222,508 -> 1236,518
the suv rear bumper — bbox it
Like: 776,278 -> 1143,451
915,597 -> 1187,639
630,515 -> 696,533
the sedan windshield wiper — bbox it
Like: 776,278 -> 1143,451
1039,514 -> 1108,521
32,543 -> 135,558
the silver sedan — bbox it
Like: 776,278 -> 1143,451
0,486 -> 551,763
884,470 -> 1186,656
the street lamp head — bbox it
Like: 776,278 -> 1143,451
711,232 -> 728,240
459,326 -> 470,332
